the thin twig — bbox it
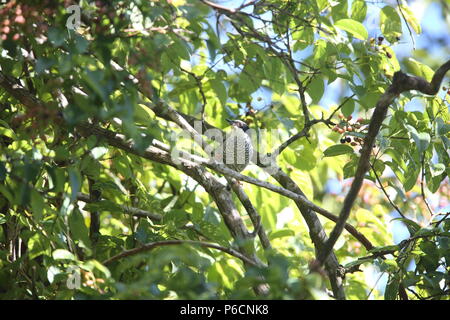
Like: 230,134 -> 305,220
226,176 -> 271,249
370,162 -> 406,219
420,155 -> 434,218
76,192 -> 163,221
328,94 -> 357,120
396,0 -> 416,50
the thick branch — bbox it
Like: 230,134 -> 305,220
80,122 -> 373,252
146,104 -> 372,300
317,59 -> 450,265
226,177 -> 271,250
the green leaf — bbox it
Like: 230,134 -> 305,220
343,156 -> 358,178
35,58 -> 56,75
384,275 -> 400,300
418,241 -> 440,272
341,98 -> 355,118
47,27 -> 66,47
399,5 -> 421,34
82,69 -> 108,101
405,58 -> 434,82
406,125 -> 430,153
52,249 -> 76,261
351,0 -> 367,22
0,126 -> 17,140
209,78 -> 227,107
293,27 -> 314,51
290,170 -> 314,200
308,77 -> 325,103
68,209 -> 91,248
323,144 -> 354,157
380,6 -> 402,40
403,166 -> 420,192
164,209 -> 189,228
90,147 -> 109,160
331,1 -> 348,21
436,117 -> 450,136
169,37 -> 191,61
28,233 -> 49,259
430,163 -> 445,177
335,19 -> 368,40
73,34 -> 89,53
30,189 -> 44,222
391,217 -> 421,234
313,39 -> 327,62
68,168 -> 81,202
414,227 -> 437,237
84,200 -> 122,213
344,257 -> 373,269
83,260 -> 111,279
269,229 -> 295,240
369,245 -> 399,253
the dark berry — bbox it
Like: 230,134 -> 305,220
346,137 -> 351,143
340,138 -> 346,144
378,36 -> 384,42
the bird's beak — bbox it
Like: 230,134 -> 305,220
226,119 -> 234,124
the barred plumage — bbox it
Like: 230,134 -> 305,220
213,119 -> 253,172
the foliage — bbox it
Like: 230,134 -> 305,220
0,0 -> 449,300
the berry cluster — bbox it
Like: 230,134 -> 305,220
332,114 -> 366,147
369,36 -> 395,59
369,36 -> 400,59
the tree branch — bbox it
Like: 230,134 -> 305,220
226,177 -> 270,249
102,239 -> 263,267
370,162 -> 406,219
88,178 -> 101,244
76,192 -> 163,222
273,118 -> 329,156
317,59 -> 450,265
1,68 -> 377,299
0,70 -> 269,295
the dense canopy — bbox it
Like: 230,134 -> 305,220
0,0 -> 449,300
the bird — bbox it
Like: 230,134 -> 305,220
213,119 -> 253,173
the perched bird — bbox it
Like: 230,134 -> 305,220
213,119 -> 253,172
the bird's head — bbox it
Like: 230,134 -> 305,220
226,119 -> 250,132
